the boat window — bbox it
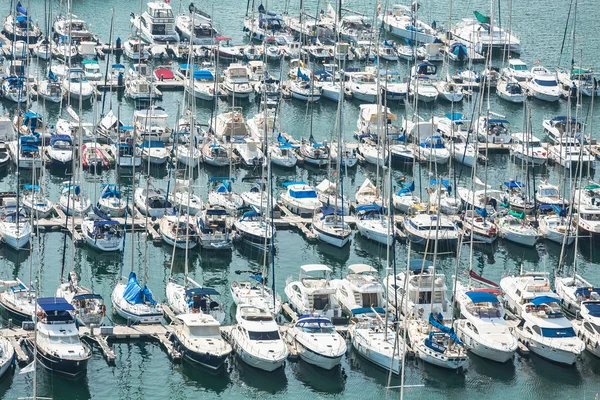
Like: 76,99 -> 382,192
525,326 -> 533,335
534,79 -> 557,87
540,327 -> 576,338
532,325 -> 541,335
339,287 -> 348,298
362,292 -> 379,307
248,330 -> 280,341
301,324 -> 335,334
151,24 -> 167,35
418,291 -> 432,304
313,294 -> 330,310
188,326 -> 220,337
512,64 -> 528,71
584,322 -> 600,335
49,334 -> 81,345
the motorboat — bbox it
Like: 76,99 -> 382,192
59,183 -> 92,217
133,107 -> 171,143
123,39 -> 148,60
210,108 -> 249,143
166,279 -> 225,323
299,137 -> 329,166
279,182 -> 322,217
51,36 -> 78,62
222,64 -> 253,98
0,207 -> 30,250
495,212 -> 539,247
573,299 -> 600,358
337,13 -> 374,44
214,36 -> 240,61
53,14 -> 97,42
29,297 -> 92,379
0,278 -> 36,319
510,132 -> 547,165
288,314 -> 346,370
285,264 -> 342,319
186,69 -> 215,101
112,272 -> 163,324
175,4 -> 219,45
46,135 -> 73,165
501,59 -> 530,82
311,207 -> 352,248
356,104 -> 403,137
543,116 -> 584,144
61,68 -> 94,101
159,214 -> 197,249
81,212 -> 124,252
231,277 -> 281,315
452,15 -> 521,54
454,281 -> 517,362
575,205 -> 600,239
97,184 -> 126,218
347,71 -> 378,103
125,75 -> 161,102
140,140 -> 169,165
229,305 -> 288,371
234,138 -> 264,168
195,206 -> 234,251
82,60 -> 102,81
383,259 -> 451,319
526,65 -> 560,102
170,313 -> 231,370
130,1 -> 180,44
535,182 -> 568,207
329,141 -> 359,168
378,4 -> 437,44
555,275 -> 598,317
55,271 -> 105,327
496,78 -> 526,103
134,186 -> 172,218
403,214 -> 459,247
355,204 -> 394,246
330,264 -> 386,317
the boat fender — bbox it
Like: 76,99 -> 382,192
101,304 -> 106,316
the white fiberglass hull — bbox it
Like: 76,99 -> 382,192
111,283 -> 163,324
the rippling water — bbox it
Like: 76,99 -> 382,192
1,0 -> 600,399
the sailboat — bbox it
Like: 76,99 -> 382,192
56,272 -> 105,327
81,209 -> 125,252
112,271 -> 163,324
166,277 -> 226,324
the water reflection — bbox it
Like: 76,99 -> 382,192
289,359 -> 346,394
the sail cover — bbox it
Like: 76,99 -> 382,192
473,11 -> 490,24
123,272 -> 157,305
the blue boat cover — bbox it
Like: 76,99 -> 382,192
16,15 -> 27,22
397,181 -> 415,195
530,296 -> 559,306
445,113 -> 465,121
140,140 -> 164,148
101,184 -> 121,199
38,297 -> 75,312
540,327 -> 576,338
283,181 -> 306,187
409,259 -> 434,272
50,134 -> 72,146
504,180 -> 524,188
584,302 -> 600,317
551,204 -> 567,217
16,2 -> 27,15
355,203 -> 383,213
73,293 -> 103,301
465,291 -> 499,303
575,288 -> 600,297
185,287 -> 220,297
112,63 -> 125,69
298,67 -> 310,82
23,184 -> 40,191
476,208 -> 488,218
193,70 -> 214,80
123,272 -> 157,305
351,307 -> 386,315
250,274 -> 263,284
289,188 -> 316,199
428,313 -> 463,345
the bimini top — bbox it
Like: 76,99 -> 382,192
72,293 -> 103,301
185,287 -> 220,297
465,291 -> 499,303
529,295 -> 560,306
301,264 -> 331,273
38,297 -> 74,312
348,264 -> 376,274
583,301 -> 600,317
409,259 -> 435,272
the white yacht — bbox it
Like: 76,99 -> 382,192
346,71 -> 378,103
229,305 -> 288,372
500,272 -> 557,318
168,276 -> 224,318
495,213 -> 539,247
171,313 -> 231,370
285,264 -> 342,319
288,314 -> 346,370
510,132 -> 547,165
330,264 -> 386,317
454,281 -> 517,362
358,137 -> 386,167
186,69 -> 215,101
378,5 -> 437,43
175,5 -> 218,45
81,214 -> 124,252
112,272 -> 163,324
53,14 -> 97,42
279,182 -> 322,217
408,316 -> 468,370
0,336 -> 15,379
548,139 -> 596,171
311,207 -> 352,248
210,108 -> 249,143
134,186 -> 172,218
31,297 -> 92,379
403,214 -> 460,247
575,205 -> 600,240
501,59 -> 530,81
97,184 -> 127,218
418,136 -> 450,164
0,207 -> 31,250
539,213 -> 576,246
496,78 -> 526,103
62,68 -> 94,101
452,16 -> 521,54
59,183 -> 92,217
231,278 -> 281,316
222,64 -> 253,98
555,275 -> 597,316
201,140 -> 231,167
0,278 -> 36,320
22,186 -> 53,219
349,315 -> 404,374
476,116 -> 512,145
233,208 -> 274,250
526,65 -> 560,102
133,106 -> 171,143
46,134 -> 73,166
543,116 -> 583,144
355,205 -> 394,246
409,76 -> 438,103
572,300 -> 600,358
131,1 -> 180,44
536,182 -> 568,207
55,272 -> 105,327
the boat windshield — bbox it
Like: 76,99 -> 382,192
535,79 -> 557,87
188,325 -> 220,337
48,334 -> 81,345
540,188 -> 558,197
540,327 -> 576,338
248,330 -> 280,340
300,323 -> 334,334
511,64 -> 528,71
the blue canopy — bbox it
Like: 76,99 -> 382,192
38,297 -> 75,312
250,274 -> 263,284
551,204 -> 567,217
356,203 -> 383,213
575,288 -> 600,297
185,287 -> 220,297
429,313 -> 463,345
112,63 -> 125,69
216,182 -> 231,193
298,67 -> 310,82
450,42 -> 468,59
551,116 -> 578,124
290,188 -> 316,199
50,134 -> 72,145
241,210 -> 259,220
397,181 -> 415,195
140,140 -> 164,148
409,259 -> 434,272
193,70 -> 214,80
351,307 -> 386,315
210,177 -> 234,183
421,136 -> 445,149
122,272 -> 157,305
16,15 -> 27,22
540,327 -> 576,338
320,206 -> 343,218
72,293 -> 103,301
94,220 -> 120,226
530,296 -> 560,306
101,184 -> 121,199
16,2 -> 27,15
445,113 -> 465,121
283,181 -> 306,187
430,179 -> 450,189
504,180 -> 524,188
465,291 -> 499,303
23,184 -> 40,191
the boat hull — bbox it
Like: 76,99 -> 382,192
296,340 -> 343,370
171,334 -> 228,370
26,339 -> 89,379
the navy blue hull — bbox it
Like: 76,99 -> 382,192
25,339 -> 89,379
172,335 -> 228,371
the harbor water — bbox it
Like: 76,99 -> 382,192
1,0 -> 600,398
